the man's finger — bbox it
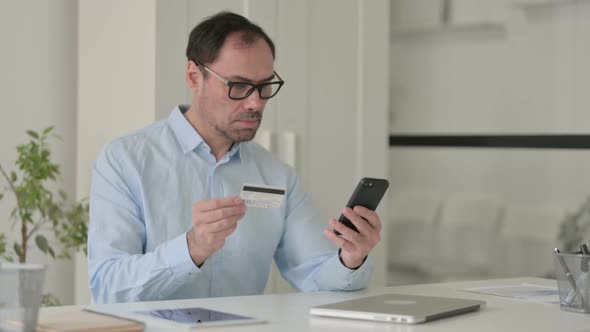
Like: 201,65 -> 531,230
352,206 -> 382,231
200,205 -> 246,224
323,229 -> 348,248
196,196 -> 244,212
208,215 -> 243,233
330,218 -> 362,244
213,223 -> 239,237
342,208 -> 372,234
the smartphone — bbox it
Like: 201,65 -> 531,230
334,177 -> 389,235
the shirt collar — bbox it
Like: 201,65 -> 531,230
227,142 -> 241,162
168,105 -> 242,162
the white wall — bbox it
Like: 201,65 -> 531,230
0,1 -> 78,304
76,0 -> 159,305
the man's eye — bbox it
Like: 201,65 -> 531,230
232,83 -> 250,92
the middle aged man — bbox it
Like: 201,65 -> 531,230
88,12 -> 383,303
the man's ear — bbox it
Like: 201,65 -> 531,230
186,61 -> 201,90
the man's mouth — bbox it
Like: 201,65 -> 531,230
235,119 -> 260,129
234,112 -> 262,129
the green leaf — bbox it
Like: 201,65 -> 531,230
41,293 -> 61,307
47,246 -> 55,258
10,208 -> 17,219
35,235 -> 49,254
0,234 -> 6,255
13,243 -> 23,260
42,126 -> 54,135
0,193 -> 3,200
26,130 -> 39,139
2,128 -> 91,262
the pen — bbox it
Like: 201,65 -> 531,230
555,248 -> 582,306
581,244 -> 589,273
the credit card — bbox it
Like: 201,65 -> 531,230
240,184 -> 285,208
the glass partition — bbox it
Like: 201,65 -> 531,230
387,0 -> 590,285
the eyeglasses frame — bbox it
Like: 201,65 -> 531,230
195,61 -> 285,100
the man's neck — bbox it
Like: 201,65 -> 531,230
184,106 -> 233,161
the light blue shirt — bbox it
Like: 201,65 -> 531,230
88,105 -> 372,303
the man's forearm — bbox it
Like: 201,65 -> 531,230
89,233 -> 202,303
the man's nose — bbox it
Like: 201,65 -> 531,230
243,89 -> 265,111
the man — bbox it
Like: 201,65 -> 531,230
88,11 -> 382,304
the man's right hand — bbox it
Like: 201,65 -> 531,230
186,196 -> 247,267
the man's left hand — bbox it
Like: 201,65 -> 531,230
324,206 -> 382,269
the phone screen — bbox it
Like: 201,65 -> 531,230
134,308 -> 254,324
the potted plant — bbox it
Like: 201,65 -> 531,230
0,127 -> 88,306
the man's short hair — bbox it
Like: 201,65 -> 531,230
186,11 -> 275,66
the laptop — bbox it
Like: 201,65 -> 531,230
309,294 -> 485,324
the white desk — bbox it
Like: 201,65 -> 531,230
41,278 -> 590,331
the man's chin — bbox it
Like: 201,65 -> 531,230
231,128 -> 258,143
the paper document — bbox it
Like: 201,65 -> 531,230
461,283 -> 559,304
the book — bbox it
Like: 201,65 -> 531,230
37,309 -> 144,332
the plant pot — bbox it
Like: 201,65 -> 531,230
0,263 -> 46,332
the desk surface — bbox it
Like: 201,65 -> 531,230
41,278 -> 590,331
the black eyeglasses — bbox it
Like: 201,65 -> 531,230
196,62 -> 284,100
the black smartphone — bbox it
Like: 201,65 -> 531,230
334,177 -> 389,235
